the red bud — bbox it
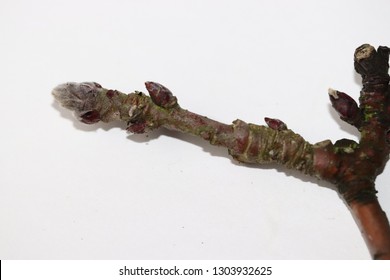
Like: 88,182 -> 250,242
328,89 -> 359,121
264,117 -> 287,131
145,81 -> 177,108
79,110 -> 100,124
127,121 -> 147,134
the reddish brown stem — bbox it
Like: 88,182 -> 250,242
350,199 -> 390,260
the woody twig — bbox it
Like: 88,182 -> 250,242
53,44 -> 390,259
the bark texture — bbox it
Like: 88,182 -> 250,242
52,44 -> 390,259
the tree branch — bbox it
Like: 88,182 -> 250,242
52,44 -> 390,259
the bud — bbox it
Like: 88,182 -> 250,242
354,44 -> 390,77
145,81 -> 177,108
127,121 -> 147,134
264,117 -> 287,131
79,110 -> 101,124
52,82 -> 101,115
328,89 -> 359,122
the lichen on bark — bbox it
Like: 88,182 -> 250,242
52,44 -> 390,259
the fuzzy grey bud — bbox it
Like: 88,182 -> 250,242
52,82 -> 103,123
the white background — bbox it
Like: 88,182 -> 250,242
0,0 -> 389,259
